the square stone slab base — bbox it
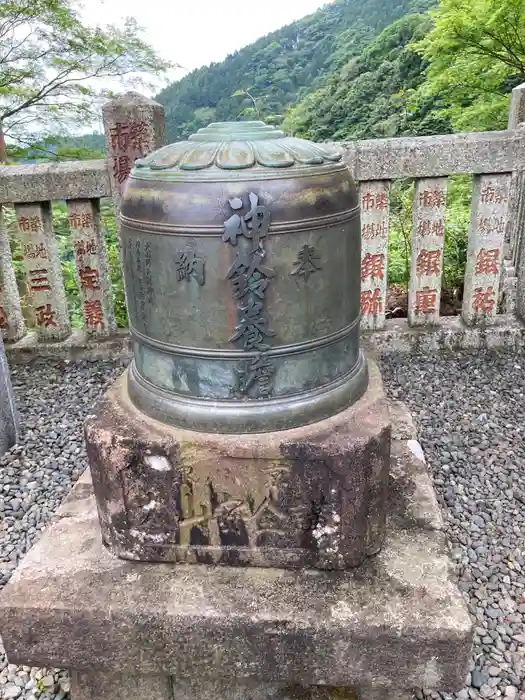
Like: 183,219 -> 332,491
0,401 -> 472,700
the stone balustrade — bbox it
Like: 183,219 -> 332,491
1,87 -> 525,357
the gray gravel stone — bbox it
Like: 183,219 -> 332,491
381,349 -> 525,700
471,670 -> 486,689
0,359 -> 123,700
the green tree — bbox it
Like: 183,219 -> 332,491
284,13 -> 448,141
0,0 -> 173,160
413,0 -> 525,131
6,133 -> 106,161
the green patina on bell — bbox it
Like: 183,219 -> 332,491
120,120 -> 367,434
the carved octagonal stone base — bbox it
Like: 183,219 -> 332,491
84,359 -> 390,570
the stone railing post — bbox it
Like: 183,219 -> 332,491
508,82 -> 525,321
0,334 -> 17,456
0,206 -> 25,342
101,93 -> 166,325
461,174 -> 511,326
408,178 -> 448,326
359,181 -> 391,330
14,202 -> 70,341
67,198 -> 116,337
102,92 -> 166,215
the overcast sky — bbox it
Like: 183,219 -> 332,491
81,0 -> 329,88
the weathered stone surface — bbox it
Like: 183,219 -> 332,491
508,82 -> 525,131
334,130 -> 525,180
0,406 -> 472,696
0,160 -> 109,205
70,675 -> 414,700
507,85 -> 525,320
389,434 -> 444,534
512,87 -> 525,324
85,359 -> 390,570
359,181 -> 390,331
0,209 -> 24,342
4,329 -> 132,363
518,228 -> 525,323
408,178 -> 448,327
102,91 -> 166,210
502,257 -> 518,314
462,174 -> 511,326
388,400 -> 417,440
0,335 -> 17,455
14,202 -> 71,341
362,315 -> 525,354
67,198 -> 116,337
71,671 -> 172,700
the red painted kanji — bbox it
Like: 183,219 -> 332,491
432,220 -> 445,236
112,155 -> 132,184
472,287 -> 496,314
416,249 -> 441,276
79,266 -> 101,292
35,304 -> 57,328
477,216 -> 505,236
75,239 -> 98,256
23,243 -> 48,260
418,218 -> 445,236
129,121 -> 149,151
418,219 -> 432,236
415,287 -> 438,314
362,190 -> 389,212
361,288 -> 383,315
480,185 -> 506,204
18,215 -> 42,233
374,191 -> 389,210
419,189 -> 446,208
475,249 -> 500,276
362,191 -> 375,211
84,299 -> 104,330
28,269 -> 51,292
361,253 -> 385,281
362,222 -> 388,239
69,211 -> 94,230
109,121 -> 148,152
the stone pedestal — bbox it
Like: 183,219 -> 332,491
85,360 -> 390,570
0,399 -> 472,700
0,335 -> 17,456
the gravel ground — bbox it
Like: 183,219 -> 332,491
382,349 -> 525,700
0,350 -> 524,700
0,359 -> 123,700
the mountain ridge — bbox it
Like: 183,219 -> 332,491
156,0 -> 437,142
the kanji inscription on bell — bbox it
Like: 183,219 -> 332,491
121,121 -> 368,434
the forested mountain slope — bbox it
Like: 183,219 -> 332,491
285,12 -> 451,141
156,0 -> 437,141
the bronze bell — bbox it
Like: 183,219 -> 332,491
120,121 -> 367,433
